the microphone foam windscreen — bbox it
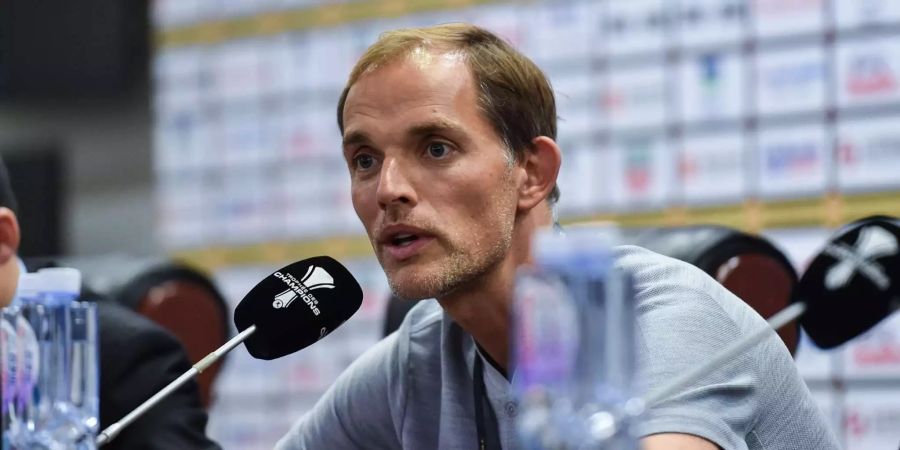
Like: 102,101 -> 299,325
233,256 -> 363,360
798,216 -> 900,349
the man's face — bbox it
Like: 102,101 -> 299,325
341,50 -> 520,300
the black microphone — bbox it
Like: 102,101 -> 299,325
797,215 -> 900,349
234,255 -> 364,359
96,256 -> 363,446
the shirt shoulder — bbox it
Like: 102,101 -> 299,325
614,244 -> 765,332
615,245 -> 839,449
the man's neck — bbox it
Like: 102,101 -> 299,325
437,259 -> 515,371
436,205 -> 553,371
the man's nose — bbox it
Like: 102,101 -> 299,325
376,157 -> 417,209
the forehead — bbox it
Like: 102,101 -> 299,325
342,51 -> 477,128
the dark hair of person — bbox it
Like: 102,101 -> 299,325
0,158 -> 19,213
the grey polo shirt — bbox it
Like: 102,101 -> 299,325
275,245 -> 840,450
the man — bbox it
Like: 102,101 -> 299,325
0,159 -> 221,450
276,24 -> 839,450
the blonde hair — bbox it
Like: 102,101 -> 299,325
336,23 -> 560,203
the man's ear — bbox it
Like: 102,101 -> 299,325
517,136 -> 561,212
0,207 -> 21,265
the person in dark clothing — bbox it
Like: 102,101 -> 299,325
2,157 -> 221,450
97,294 -> 222,450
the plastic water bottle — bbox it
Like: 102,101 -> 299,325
9,270 -> 98,450
5,273 -> 43,449
68,300 -> 99,448
15,268 -> 83,449
2,286 -> 22,448
512,225 -> 642,450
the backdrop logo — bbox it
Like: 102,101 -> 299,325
699,53 -> 726,116
844,405 -> 900,438
839,135 -> 900,166
765,141 -> 819,175
754,0 -> 823,15
846,53 -> 897,96
680,1 -> 745,25
838,141 -> 857,165
679,155 -> 697,179
762,61 -> 824,94
862,136 -> 900,164
623,140 -> 653,193
601,84 -> 664,115
602,5 -> 665,38
679,148 -> 742,182
857,0 -> 890,23
845,411 -> 868,438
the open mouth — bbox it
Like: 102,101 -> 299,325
391,233 -> 419,247
380,227 -> 435,261
378,224 -> 435,261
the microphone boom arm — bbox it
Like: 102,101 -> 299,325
96,325 -> 258,447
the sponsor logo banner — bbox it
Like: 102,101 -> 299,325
603,0 -> 666,57
837,40 -> 900,107
843,389 -> 900,450
602,66 -> 667,130
679,133 -> 746,204
755,47 -> 826,115
752,0 -> 825,39
680,52 -> 745,123
838,116 -> 900,191
834,0 -> 900,30
757,125 -> 828,198
609,137 -> 672,209
677,0 -> 745,48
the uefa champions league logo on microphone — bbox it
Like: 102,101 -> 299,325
300,265 -> 337,291
824,225 -> 897,291
272,266 -> 336,311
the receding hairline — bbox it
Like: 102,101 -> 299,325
345,25 -> 478,87
338,24 -> 501,133
339,46 -> 482,134
360,44 -> 466,77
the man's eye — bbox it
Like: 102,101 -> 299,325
354,154 -> 375,170
427,142 -> 450,158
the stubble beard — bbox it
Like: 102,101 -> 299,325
385,174 -> 518,301
387,223 -> 513,301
